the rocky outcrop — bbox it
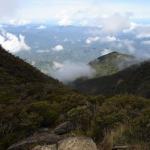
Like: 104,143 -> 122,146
8,121 -> 75,150
58,137 -> 97,150
7,133 -> 61,150
32,145 -> 57,150
8,122 -> 96,150
8,135 -> 98,150
54,121 -> 75,135
32,137 -> 98,150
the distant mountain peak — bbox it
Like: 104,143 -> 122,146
89,51 -> 137,77
96,51 -> 134,61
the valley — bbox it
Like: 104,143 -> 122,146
0,46 -> 150,150
0,0 -> 150,149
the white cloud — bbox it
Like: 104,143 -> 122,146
133,25 -> 150,39
31,61 -> 36,66
0,0 -> 150,27
101,49 -> 112,56
9,19 -> 31,26
136,33 -> 150,39
0,30 -> 30,53
123,40 -> 135,54
142,40 -> 150,45
58,15 -> 72,26
86,36 -> 100,44
51,61 -> 95,82
37,25 -> 47,30
53,61 -> 64,70
101,36 -> 117,42
37,50 -> 50,53
86,35 -> 117,45
101,13 -> 131,34
123,22 -> 138,33
0,35 -> 5,43
126,45 -> 135,54
52,45 -> 64,51
54,6 -> 98,27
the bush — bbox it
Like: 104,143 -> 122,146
28,101 -> 59,127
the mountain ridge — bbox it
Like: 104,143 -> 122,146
0,46 -> 150,149
74,60 -> 150,98
0,45 -> 59,85
89,51 -> 138,77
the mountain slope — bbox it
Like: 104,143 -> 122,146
0,46 -> 78,149
0,46 -> 150,149
0,45 -> 58,85
89,51 -> 137,77
74,61 -> 150,98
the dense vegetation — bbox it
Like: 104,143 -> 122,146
0,46 -> 150,149
74,61 -> 150,98
89,51 -> 137,77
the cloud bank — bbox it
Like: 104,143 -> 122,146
51,61 -> 95,83
101,13 -> 131,34
86,36 -> 100,44
37,25 -> 47,30
0,30 -> 30,53
101,49 -> 113,56
52,45 -> 64,52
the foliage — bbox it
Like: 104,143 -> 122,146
0,46 -> 150,149
74,61 -> 150,98
89,51 -> 135,77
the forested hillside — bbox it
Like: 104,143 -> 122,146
74,61 -> 150,98
0,46 -> 150,149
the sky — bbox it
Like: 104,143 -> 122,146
0,0 -> 150,25
0,0 -> 150,82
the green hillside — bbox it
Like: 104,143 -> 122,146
89,51 -> 137,77
0,46 -> 77,149
0,46 -> 150,149
74,61 -> 150,98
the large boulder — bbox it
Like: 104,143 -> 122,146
31,137 -> 98,150
58,137 -> 97,150
32,145 -> 57,150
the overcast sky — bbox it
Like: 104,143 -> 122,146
0,0 -> 150,25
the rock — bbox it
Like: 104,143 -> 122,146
54,121 -> 75,135
8,133 -> 61,150
38,128 -> 49,132
112,145 -> 129,150
31,137 -> 98,150
58,137 -> 98,150
32,145 -> 57,150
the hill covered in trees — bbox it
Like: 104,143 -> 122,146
0,46 -> 150,149
89,51 -> 137,77
74,61 -> 150,98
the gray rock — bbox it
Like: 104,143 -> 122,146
58,137 -> 98,150
32,145 -> 57,150
54,121 -> 74,135
8,133 -> 61,150
31,137 -> 98,150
